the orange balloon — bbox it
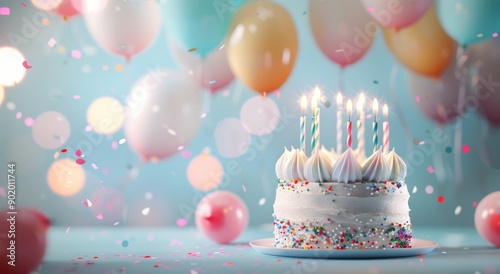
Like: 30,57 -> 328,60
227,0 -> 298,95
383,5 -> 455,78
47,158 -> 85,197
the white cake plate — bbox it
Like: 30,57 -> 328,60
250,238 -> 437,259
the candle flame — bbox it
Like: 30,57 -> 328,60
301,95 -> 307,112
373,99 -> 379,118
311,96 -> 317,111
383,104 -> 388,117
313,86 -> 321,100
336,93 -> 343,106
347,99 -> 352,118
356,97 -> 364,113
359,92 -> 366,105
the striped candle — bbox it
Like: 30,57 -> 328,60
346,99 -> 353,148
372,99 -> 379,153
336,93 -> 343,154
356,94 -> 365,159
300,96 -> 307,153
311,97 -> 319,152
383,104 -> 389,154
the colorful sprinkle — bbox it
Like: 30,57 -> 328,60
0,7 -> 10,15
462,144 -> 470,154
437,195 -> 445,203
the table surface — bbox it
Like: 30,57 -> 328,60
38,226 -> 499,274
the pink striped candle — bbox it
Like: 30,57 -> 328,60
383,104 -> 389,154
347,99 -> 353,148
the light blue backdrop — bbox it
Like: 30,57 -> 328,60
0,0 -> 499,228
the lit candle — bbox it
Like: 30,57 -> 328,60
347,99 -> 353,148
336,93 -> 343,154
372,99 -> 379,152
311,95 -> 318,152
383,103 -> 389,154
356,93 -> 365,159
300,95 -> 307,153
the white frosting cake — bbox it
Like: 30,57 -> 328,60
273,147 -> 412,250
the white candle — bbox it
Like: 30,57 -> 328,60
356,93 -> 365,160
300,95 -> 307,153
336,93 -> 343,154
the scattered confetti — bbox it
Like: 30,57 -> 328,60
167,129 -> 177,136
42,18 -> 50,26
71,50 -> 82,59
454,206 -> 462,215
15,112 -> 21,119
111,141 -> 118,150
412,186 -> 417,194
91,163 -> 98,169
61,148 -> 67,153
425,185 -> 434,194
477,33 -> 483,38
178,145 -> 184,151
437,195 -> 445,203
222,89 -> 230,97
427,166 -> 435,174
24,117 -> 34,127
73,94 -> 81,100
66,227 -> 70,234
96,214 -> 103,220
182,150 -> 191,158
22,60 -> 32,69
176,218 -> 187,227
412,138 -> 422,145
188,48 -> 197,52
75,149 -> 82,157
122,240 -> 129,247
0,7 -> 10,15
335,49 -> 344,52
115,64 -> 123,71
82,199 -> 92,207
53,151 -> 60,160
118,138 -> 126,145
222,262 -> 233,266
258,198 -> 266,206
21,3 -> 27,8
472,201 -> 478,207
142,207 -> 150,216
462,144 -> 470,154
85,125 -> 92,132
48,39 -> 57,48
145,192 -> 153,200
113,222 -> 120,226
445,146 -> 452,153
76,158 -> 86,165
242,184 -> 247,192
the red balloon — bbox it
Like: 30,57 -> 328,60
0,208 -> 50,274
53,0 -> 80,18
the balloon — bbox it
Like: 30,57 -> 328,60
0,209 -> 50,274
0,47 -> 27,87
469,38 -> 500,126
309,0 -> 376,68
227,0 -> 298,95
361,0 -> 432,30
83,0 -> 161,60
53,0 -> 80,18
383,5 -> 455,78
164,0 -> 248,57
31,0 -> 62,11
240,95 -> 280,135
170,40 -> 234,94
124,70 -> 202,161
475,191 -> 500,247
47,158 -> 86,197
86,96 -> 125,135
32,111 -> 71,149
408,56 -> 462,125
195,191 -> 248,244
187,153 -> 223,191
436,0 -> 500,46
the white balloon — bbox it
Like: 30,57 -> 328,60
124,70 -> 202,161
83,0 -> 161,59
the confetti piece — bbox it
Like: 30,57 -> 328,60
42,18 -> 50,26
53,151 -> 60,160
113,222 -> 120,226
96,214 -> 103,220
24,117 -> 34,127
76,158 -> 86,165
222,89 -> 230,97
208,80 -> 216,85
61,148 -> 67,153
82,199 -> 92,208
76,149 -> 82,157
71,50 -> 82,59
425,185 -> 434,194
15,112 -> 21,119
258,198 -> 266,206
85,125 -> 92,132
47,38 -> 57,48
477,33 -> 483,38
445,146 -> 452,153
412,138 -> 422,145
454,206 -> 462,215
182,150 -> 191,158
188,48 -> 197,52
494,33 -> 498,37
412,186 -> 417,194
115,64 -> 123,71
73,95 -> 81,99
427,166 -> 435,174
168,129 -> 177,136
472,201 -> 478,207
335,49 -> 344,52
22,3 -> 27,7
178,145 -> 184,150
111,141 -> 118,150
145,192 -> 153,200
118,138 -> 126,144
0,7 -> 10,15
201,113 -> 207,118
66,227 -> 70,234
142,207 -> 150,215
373,80 -> 378,84
462,144 -> 470,154
122,240 -> 129,247
437,195 -> 445,203
176,218 -> 187,227
242,184 -> 247,192
22,60 -> 32,69
222,262 -> 233,266
419,141 -> 425,145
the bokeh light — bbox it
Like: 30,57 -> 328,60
0,47 -> 27,87
214,118 -> 251,158
0,86 -> 4,106
90,187 -> 125,223
187,153 -> 223,191
30,0 -> 63,11
86,96 -> 125,135
47,158 -> 85,197
71,0 -> 108,14
32,111 -> 70,149
240,96 -> 280,135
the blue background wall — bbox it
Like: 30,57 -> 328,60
0,0 -> 499,228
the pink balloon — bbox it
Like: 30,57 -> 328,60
361,0 -> 432,30
170,40 -> 234,94
195,191 -> 248,244
470,38 -> 500,126
474,191 -> 500,247
309,0 -> 376,67
53,0 -> 80,18
0,208 -> 50,274
408,56 -> 462,125
124,70 -> 202,161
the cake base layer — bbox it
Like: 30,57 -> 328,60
273,181 -> 412,250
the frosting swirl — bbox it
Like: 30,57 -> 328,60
331,147 -> 362,183
283,148 -> 307,181
275,147 -> 290,180
385,148 -> 407,182
304,148 -> 334,182
361,148 -> 390,182
321,145 -> 337,164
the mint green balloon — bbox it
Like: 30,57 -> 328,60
436,0 -> 500,46
164,0 -> 248,57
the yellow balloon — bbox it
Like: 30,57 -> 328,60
86,96 -> 125,135
227,0 -> 298,95
47,158 -> 85,197
383,5 -> 455,78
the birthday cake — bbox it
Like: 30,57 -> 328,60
272,94 -> 411,250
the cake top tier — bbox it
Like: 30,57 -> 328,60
275,146 -> 407,183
